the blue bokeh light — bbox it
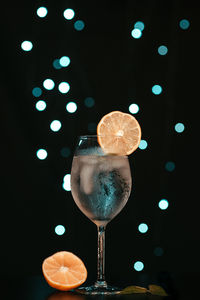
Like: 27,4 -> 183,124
134,21 -> 145,31
154,247 -> 164,256
152,84 -> 162,95
32,87 -> 42,97
139,140 -> 148,150
84,97 -> 95,108
74,20 -> 85,31
179,19 -> 190,30
158,45 -> 168,55
174,122 -> 185,133
165,161 -> 175,172
60,147 -> 71,158
53,59 -> 62,69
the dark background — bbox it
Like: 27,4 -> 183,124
1,0 -> 198,299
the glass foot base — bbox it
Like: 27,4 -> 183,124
75,284 -> 121,295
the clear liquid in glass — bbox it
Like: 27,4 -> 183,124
71,154 -> 132,226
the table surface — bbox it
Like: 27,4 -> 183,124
3,275 -> 179,300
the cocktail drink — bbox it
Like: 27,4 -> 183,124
71,135 -> 132,294
71,111 -> 141,294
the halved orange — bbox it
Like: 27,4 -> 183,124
97,111 -> 141,155
42,251 -> 87,291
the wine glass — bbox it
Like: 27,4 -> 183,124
70,135 -> 132,294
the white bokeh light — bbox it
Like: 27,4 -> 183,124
63,8 -> 75,20
158,199 -> 169,210
66,102 -> 77,113
36,7 -> 48,18
55,225 -> 65,235
50,120 -> 62,132
43,79 -> 55,90
21,41 -> 33,51
36,149 -> 48,160
63,174 -> 71,191
58,82 -> 70,94
134,261 -> 144,271
129,103 -> 139,114
35,100 -> 46,111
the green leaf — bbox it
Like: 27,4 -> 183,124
148,285 -> 168,296
120,285 -> 148,294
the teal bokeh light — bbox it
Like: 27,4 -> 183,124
32,87 -> 42,97
139,140 -> 148,150
158,45 -> 168,55
165,161 -> 175,172
152,84 -> 162,95
84,97 -> 95,108
134,21 -> 145,31
175,122 -> 185,133
179,19 -> 190,30
74,20 -> 85,31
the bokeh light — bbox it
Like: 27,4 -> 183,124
60,147 -> 71,158
154,247 -> 164,256
131,28 -> 142,39
74,20 -> 85,31
165,161 -> 175,172
58,82 -> 70,94
43,79 -> 55,90
84,97 -> 95,108
134,21 -> 145,31
55,225 -> 65,236
139,140 -> 148,150
158,45 -> 168,55
66,102 -> 77,113
35,100 -> 46,111
152,84 -> 162,95
36,149 -> 48,160
158,199 -> 169,210
32,87 -> 42,97
50,120 -> 62,132
174,122 -> 185,133
63,8 -> 75,20
59,56 -> 70,67
179,19 -> 190,30
21,41 -> 33,51
63,174 -> 71,191
129,103 -> 139,114
138,223 -> 148,233
134,261 -> 144,271
36,7 -> 48,18
53,59 -> 62,70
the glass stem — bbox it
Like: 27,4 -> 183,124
95,225 -> 107,288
